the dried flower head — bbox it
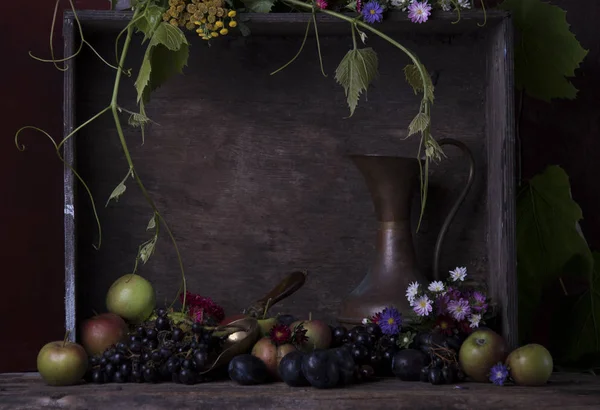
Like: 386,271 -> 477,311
269,324 -> 292,345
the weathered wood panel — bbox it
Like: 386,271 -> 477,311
64,12 -> 514,341
1,372 -> 599,410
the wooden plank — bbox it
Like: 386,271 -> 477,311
1,372 -> 599,409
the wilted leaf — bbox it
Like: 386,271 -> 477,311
241,0 -> 275,13
408,112 -> 430,136
516,165 -> 594,343
147,214 -> 157,231
499,0 -> 588,101
139,236 -> 157,264
335,48 -> 378,117
404,63 -> 434,103
106,168 -> 133,206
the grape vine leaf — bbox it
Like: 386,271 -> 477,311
516,165 -> 594,343
139,236 -> 158,264
147,214 -> 157,231
408,112 -> 430,136
403,64 -> 434,103
135,5 -> 164,43
106,168 -> 133,206
135,22 -> 189,105
335,48 -> 378,117
499,0 -> 588,101
241,0 -> 275,13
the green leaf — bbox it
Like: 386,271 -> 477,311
403,64 -> 434,103
241,0 -> 275,13
499,0 -> 588,101
135,5 -> 164,43
516,165 -> 594,343
106,168 -> 133,206
408,112 -> 430,136
335,48 -> 378,117
135,22 -> 189,105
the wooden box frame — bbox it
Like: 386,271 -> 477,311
62,10 -> 517,347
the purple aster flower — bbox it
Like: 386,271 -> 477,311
413,295 -> 433,317
408,1 -> 432,24
362,1 -> 384,24
471,291 -> 488,313
447,298 -> 471,321
435,293 -> 449,316
379,306 -> 402,335
489,362 -> 509,386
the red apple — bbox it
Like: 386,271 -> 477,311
458,329 -> 508,382
81,313 -> 129,356
37,340 -> 88,386
291,319 -> 332,352
506,343 -> 553,386
251,337 -> 297,378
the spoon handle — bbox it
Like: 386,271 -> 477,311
244,270 -> 307,317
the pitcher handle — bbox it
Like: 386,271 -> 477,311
432,138 -> 475,281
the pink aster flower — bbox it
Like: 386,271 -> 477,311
413,295 -> 433,317
408,1 -> 432,24
316,0 -> 328,9
471,291 -> 488,313
447,298 -> 471,321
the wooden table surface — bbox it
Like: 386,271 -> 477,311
1,372 -> 599,409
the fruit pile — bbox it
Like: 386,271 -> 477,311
85,309 -> 221,385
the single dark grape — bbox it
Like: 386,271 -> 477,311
120,362 -> 131,376
92,369 -> 106,384
129,335 -> 140,344
192,322 -> 203,334
146,340 -> 159,350
104,363 -> 116,376
379,336 -> 393,349
182,359 -> 194,370
157,308 -> 168,317
433,357 -> 444,369
194,350 -> 208,369
277,314 -> 297,327
116,342 -> 128,353
351,344 -> 370,363
104,348 -> 115,358
382,349 -> 396,363
130,370 -> 144,383
136,326 -> 146,337
159,347 -> 172,359
89,356 -> 99,367
179,369 -> 195,385
167,359 -> 181,374
442,366 -> 456,384
142,352 -> 151,362
172,327 -> 184,342
365,323 -> 382,338
177,346 -> 186,354
129,341 -> 142,353
429,368 -> 443,385
202,332 -> 212,343
355,332 -> 372,347
113,371 -> 126,383
143,367 -> 158,383
151,351 -> 162,362
111,353 -> 123,364
141,337 -> 149,345
359,364 -> 375,380
369,352 -> 383,368
333,326 -> 347,340
146,328 -> 157,340
418,366 -> 429,382
100,357 -> 108,366
155,317 -> 170,331
388,335 -> 398,346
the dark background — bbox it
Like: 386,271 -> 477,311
1,0 -> 597,372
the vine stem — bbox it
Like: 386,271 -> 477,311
282,0 -> 431,104
110,10 -> 187,313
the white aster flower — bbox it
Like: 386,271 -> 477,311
406,281 -> 420,304
438,0 -> 452,11
361,318 -> 369,325
449,266 -> 467,282
428,280 -> 445,293
413,295 -> 433,317
469,313 -> 481,328
457,0 -> 471,9
390,0 -> 413,11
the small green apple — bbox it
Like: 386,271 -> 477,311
458,328 -> 507,382
257,317 -> 277,335
106,274 -> 155,323
506,343 -> 553,386
37,340 -> 88,386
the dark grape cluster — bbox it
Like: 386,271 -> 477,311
413,331 -> 466,385
85,309 -> 223,385
329,323 -> 398,376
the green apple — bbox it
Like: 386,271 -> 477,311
37,340 -> 88,386
290,319 -> 332,352
106,274 -> 155,323
506,343 -> 553,386
458,329 -> 508,382
257,317 -> 277,335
